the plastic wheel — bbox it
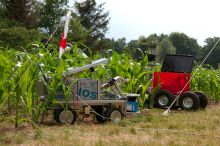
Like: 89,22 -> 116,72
154,90 -> 174,109
107,109 -> 122,123
179,91 -> 200,110
54,109 -> 77,124
194,91 -> 208,109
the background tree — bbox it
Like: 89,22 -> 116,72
113,37 -> 126,53
75,0 -> 110,51
0,27 -> 40,48
132,35 -> 159,61
158,33 -> 169,42
0,1 -> 6,18
40,0 -> 68,34
127,40 -> 138,55
145,33 -> 160,44
96,38 -> 114,53
68,17 -> 89,44
137,36 -> 148,52
156,37 -> 176,63
138,34 -> 159,52
26,0 -> 41,28
0,0 -> 41,49
201,37 -> 220,68
169,32 -> 200,56
127,40 -> 138,50
3,0 -> 40,28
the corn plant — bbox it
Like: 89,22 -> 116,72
0,43 -> 158,128
0,50 -> 15,110
191,66 -> 220,101
92,51 -> 155,107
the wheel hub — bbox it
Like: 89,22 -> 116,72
158,95 -> 169,106
59,110 -> 74,124
183,97 -> 194,108
110,110 -> 122,123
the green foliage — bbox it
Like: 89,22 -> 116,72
0,27 -> 40,49
191,66 -> 220,101
40,0 -> 68,34
201,37 -> 220,68
127,40 -> 138,55
0,50 -> 15,108
1,1 -> 220,127
139,34 -> 159,48
1,0 -> 220,70
68,17 -> 89,44
1,40 -> 220,129
96,38 -> 114,52
0,18 -> 23,28
113,37 -> 126,53
0,43 -> 156,128
156,37 -> 176,63
75,0 -> 110,50
3,0 -> 40,28
169,32 -> 200,56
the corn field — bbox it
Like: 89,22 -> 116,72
0,43 -> 154,128
191,66 -> 220,102
0,43 -> 219,128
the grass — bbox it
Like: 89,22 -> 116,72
1,104 -> 220,146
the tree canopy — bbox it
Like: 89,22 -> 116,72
157,37 -> 176,63
3,0 -> 40,28
40,0 -> 68,34
75,0 -> 110,50
0,0 -> 220,68
169,32 -> 200,56
202,37 -> 220,68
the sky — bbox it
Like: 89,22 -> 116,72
93,0 -> 220,45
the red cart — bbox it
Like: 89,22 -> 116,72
152,54 -> 208,110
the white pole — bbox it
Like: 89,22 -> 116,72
59,11 -> 72,58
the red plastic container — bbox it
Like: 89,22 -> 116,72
153,72 -> 190,95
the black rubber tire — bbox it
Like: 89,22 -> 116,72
154,90 -> 174,109
54,108 -> 62,123
95,110 -> 107,123
179,91 -> 200,111
93,106 -> 107,123
54,108 -> 77,124
194,91 -> 208,109
96,114 -> 106,123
